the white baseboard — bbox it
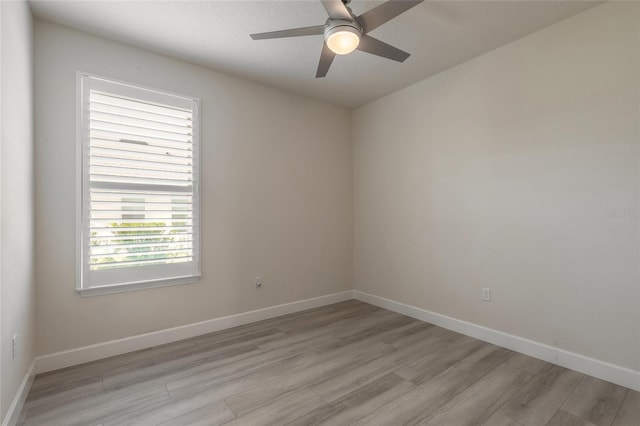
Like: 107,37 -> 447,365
353,290 -> 640,392
2,359 -> 35,426
33,288 -> 640,393
35,290 -> 353,373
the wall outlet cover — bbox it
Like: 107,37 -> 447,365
481,288 -> 491,301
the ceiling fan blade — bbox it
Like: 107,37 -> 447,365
316,42 -> 336,78
357,0 -> 424,34
250,25 -> 324,40
357,35 -> 410,62
321,0 -> 352,20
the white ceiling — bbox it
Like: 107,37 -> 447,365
28,0 -> 601,108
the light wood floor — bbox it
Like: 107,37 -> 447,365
18,300 -> 639,426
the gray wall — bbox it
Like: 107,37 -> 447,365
34,20 -> 353,356
353,2 -> 639,371
1,0 -> 36,420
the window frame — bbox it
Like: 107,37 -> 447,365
76,72 -> 201,296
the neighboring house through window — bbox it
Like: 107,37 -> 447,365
77,73 -> 200,295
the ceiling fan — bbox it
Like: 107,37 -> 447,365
250,0 -> 424,78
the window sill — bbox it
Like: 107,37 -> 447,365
76,275 -> 200,297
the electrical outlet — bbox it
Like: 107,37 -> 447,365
12,334 -> 17,359
255,276 -> 262,289
481,288 -> 491,302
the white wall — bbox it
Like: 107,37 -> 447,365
1,0 -> 36,420
34,20 -> 352,356
353,2 -> 639,372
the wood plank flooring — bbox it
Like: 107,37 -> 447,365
18,300 -> 640,426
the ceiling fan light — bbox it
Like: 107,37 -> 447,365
325,26 -> 361,55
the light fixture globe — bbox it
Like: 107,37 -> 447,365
324,24 -> 361,55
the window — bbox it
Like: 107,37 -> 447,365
77,73 -> 200,295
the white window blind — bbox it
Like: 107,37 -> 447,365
78,74 -> 200,294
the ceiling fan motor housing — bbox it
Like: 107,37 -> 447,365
324,18 -> 362,37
